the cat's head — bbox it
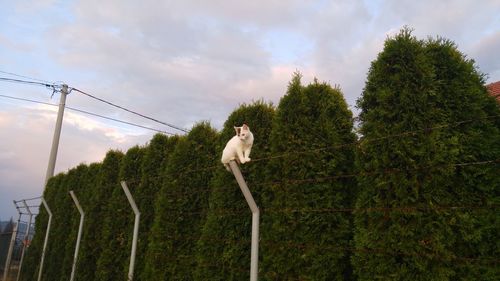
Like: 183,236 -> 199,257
234,124 -> 251,141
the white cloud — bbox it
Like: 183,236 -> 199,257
468,31 -> 500,81
1,0 -> 499,219
0,102 -> 152,218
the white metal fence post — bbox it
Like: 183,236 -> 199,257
16,200 -> 33,281
69,191 -> 84,281
120,181 -> 140,281
228,160 -> 260,281
2,203 -> 21,281
37,198 -> 53,281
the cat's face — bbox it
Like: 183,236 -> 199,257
234,124 -> 251,141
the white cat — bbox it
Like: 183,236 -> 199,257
221,124 -> 254,171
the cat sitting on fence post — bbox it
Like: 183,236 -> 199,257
221,124 -> 254,171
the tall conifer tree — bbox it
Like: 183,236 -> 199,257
262,74 -> 356,280
195,101 -> 275,281
77,150 -> 123,281
39,172 -> 74,281
72,162 -> 101,281
20,174 -> 65,281
143,123 -> 217,280
95,146 -> 145,281
140,135 -> 182,280
353,28 -> 500,281
134,133 -> 176,281
59,164 -> 89,281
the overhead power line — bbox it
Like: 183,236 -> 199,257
72,87 -> 189,133
0,70 -> 54,84
0,75 -> 188,133
67,106 -> 175,135
0,77 -> 57,88
0,93 -> 174,135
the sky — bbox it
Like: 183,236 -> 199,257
0,0 -> 499,220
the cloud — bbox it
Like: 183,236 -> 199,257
1,0 -> 499,219
0,102 -> 152,218
468,31 -> 500,81
44,1 -> 281,130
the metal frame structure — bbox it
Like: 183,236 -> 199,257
69,191 -> 84,281
228,161 -> 260,281
15,200 -> 34,281
37,198 -> 53,281
2,197 -> 40,281
121,181 -> 140,281
2,202 -> 21,281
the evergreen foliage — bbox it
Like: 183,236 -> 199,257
261,73 -> 357,280
424,36 -> 500,280
19,28 -> 499,281
143,122 -> 218,280
19,174 -> 63,281
72,162 -> 101,281
38,173 -> 72,281
139,135 -> 182,280
353,28 -> 500,281
134,133 -> 176,281
59,164 -> 89,281
195,101 -> 275,281
95,146 -> 145,281
77,150 -> 123,281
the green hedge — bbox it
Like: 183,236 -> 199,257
261,74 -> 357,280
352,28 -> 500,281
20,29 -> 498,280
195,101 -> 275,281
140,135 -> 180,280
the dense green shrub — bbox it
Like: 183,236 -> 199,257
71,162 -> 100,281
76,150 -> 123,281
261,74 -> 357,280
58,164 -> 89,281
95,146 -> 145,281
139,135 -> 182,280
195,101 -> 275,281
19,174 -> 64,281
353,28 -> 500,281
142,123 -> 217,280
134,133 -> 177,281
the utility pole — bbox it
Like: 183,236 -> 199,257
44,84 -> 68,187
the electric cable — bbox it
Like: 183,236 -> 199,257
0,93 -> 174,134
0,77 -> 57,89
72,87 -> 189,133
0,75 -> 187,133
0,70 -> 54,84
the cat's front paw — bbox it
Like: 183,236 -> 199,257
240,158 -> 246,164
245,157 -> 251,162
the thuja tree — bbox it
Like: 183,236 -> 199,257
143,122 -> 218,280
140,135 -> 181,280
95,146 -> 145,281
76,150 -> 123,281
70,162 -> 100,281
59,164 -> 90,281
424,37 -> 500,280
134,133 -> 177,281
352,28 -> 500,281
261,74 -> 357,280
195,101 -> 275,281
38,171 -> 76,281
19,174 -> 65,281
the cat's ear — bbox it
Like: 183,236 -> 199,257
234,126 -> 241,135
242,124 -> 249,130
